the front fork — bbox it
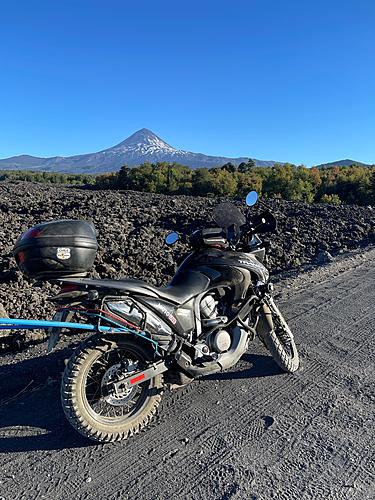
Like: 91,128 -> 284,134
257,293 -> 294,343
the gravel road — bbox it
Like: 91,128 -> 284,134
0,246 -> 374,500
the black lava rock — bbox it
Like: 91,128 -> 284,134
0,181 -> 374,349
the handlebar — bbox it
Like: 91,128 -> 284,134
189,211 -> 277,250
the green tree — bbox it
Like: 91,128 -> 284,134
238,159 -> 256,173
210,169 -> 238,196
192,168 -> 213,196
220,162 -> 237,173
236,171 -> 263,198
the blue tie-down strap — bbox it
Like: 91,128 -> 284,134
0,316 -> 160,354
0,317 -> 116,332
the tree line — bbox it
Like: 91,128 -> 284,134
1,161 -> 375,205
95,161 -> 375,205
0,169 -> 96,185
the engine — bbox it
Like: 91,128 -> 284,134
200,294 -> 218,319
199,294 -> 231,354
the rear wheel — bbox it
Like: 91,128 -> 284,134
258,297 -> 300,373
61,335 -> 163,442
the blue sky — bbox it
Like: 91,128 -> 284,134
0,0 -> 374,166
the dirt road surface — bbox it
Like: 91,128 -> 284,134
0,248 -> 374,500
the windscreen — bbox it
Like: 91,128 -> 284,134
213,202 -> 246,230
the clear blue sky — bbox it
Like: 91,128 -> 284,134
0,0 -> 374,166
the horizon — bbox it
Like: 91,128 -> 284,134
0,127 -> 371,168
0,1 -> 374,166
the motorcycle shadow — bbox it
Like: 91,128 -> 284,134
0,347 -> 92,453
0,349 -> 282,454
204,352 -> 283,381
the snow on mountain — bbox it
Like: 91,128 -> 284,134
104,129 -> 190,162
0,128 -> 277,173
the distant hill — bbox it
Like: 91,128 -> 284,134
316,159 -> 373,169
1,132 -> 371,173
0,128 -> 279,173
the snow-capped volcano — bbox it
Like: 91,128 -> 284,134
108,128 -> 189,162
116,128 -> 179,153
0,128 -> 277,173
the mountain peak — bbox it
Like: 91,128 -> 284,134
0,128 -> 280,173
127,128 -> 156,139
116,128 -> 174,149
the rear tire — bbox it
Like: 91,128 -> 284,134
258,297 -> 300,373
61,335 -> 163,443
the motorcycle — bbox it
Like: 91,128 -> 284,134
14,191 -> 299,443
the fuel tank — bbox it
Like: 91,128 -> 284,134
174,248 -> 270,287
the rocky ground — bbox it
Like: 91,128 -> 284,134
0,181 -> 374,349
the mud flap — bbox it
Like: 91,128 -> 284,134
47,311 -> 64,353
47,310 -> 74,353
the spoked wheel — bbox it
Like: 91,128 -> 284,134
61,335 -> 163,443
258,297 -> 300,373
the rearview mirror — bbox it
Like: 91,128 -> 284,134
165,232 -> 179,245
245,191 -> 258,207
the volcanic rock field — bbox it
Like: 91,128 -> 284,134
0,181 -> 374,348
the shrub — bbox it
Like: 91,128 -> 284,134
320,194 -> 342,205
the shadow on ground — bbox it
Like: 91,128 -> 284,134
0,345 -> 93,453
0,346 -> 281,454
0,383 -> 93,453
204,352 -> 283,381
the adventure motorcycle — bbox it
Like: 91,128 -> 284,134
13,191 -> 299,442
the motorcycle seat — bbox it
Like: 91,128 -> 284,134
59,271 -> 210,305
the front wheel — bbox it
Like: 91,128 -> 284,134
257,297 -> 300,373
61,335 -> 164,442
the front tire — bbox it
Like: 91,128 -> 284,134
258,297 -> 300,373
61,335 -> 163,443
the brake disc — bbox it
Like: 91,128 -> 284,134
101,361 -> 138,406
